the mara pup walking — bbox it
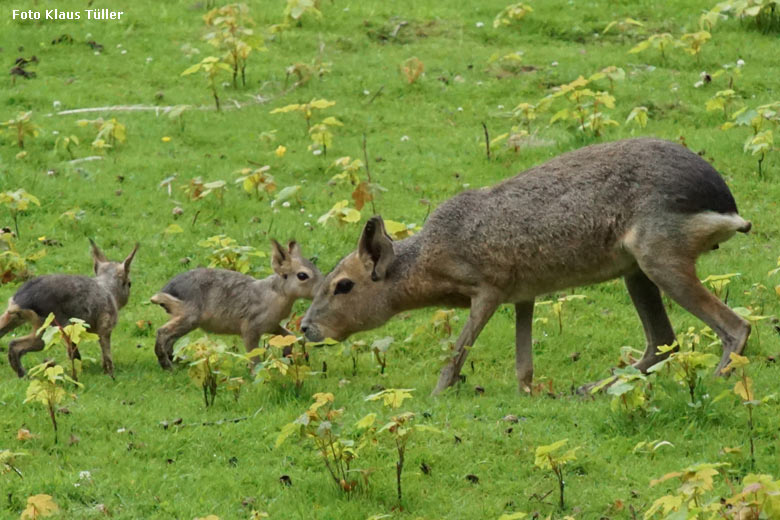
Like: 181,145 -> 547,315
0,240 -> 138,378
151,240 -> 321,369
301,138 -> 752,395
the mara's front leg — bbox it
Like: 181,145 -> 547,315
515,300 -> 534,393
432,291 -> 501,396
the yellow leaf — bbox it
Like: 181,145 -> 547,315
21,494 -> 59,519
734,377 -> 754,401
268,335 -> 297,348
275,145 -> 287,157
16,428 -> 37,441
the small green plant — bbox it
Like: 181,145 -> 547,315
317,200 -> 362,226
626,106 -> 650,129
76,117 -> 127,152
276,393 -> 370,495
648,328 -> 719,405
203,3 -> 265,88
197,234 -> 266,274
283,0 -> 323,25
24,363 -> 83,443
493,2 -> 534,28
0,231 -> 45,282
602,17 -> 644,35
546,78 -> 619,137
371,336 -> 394,374
628,33 -> 677,60
713,0 -> 780,33
253,334 -> 312,390
588,65 -> 626,91
679,30 -> 712,61
701,272 -> 740,301
54,134 -> 80,159
591,366 -> 651,414
308,116 -> 343,155
173,336 -> 249,408
743,129 -> 774,177
0,449 -> 26,478
0,189 -> 40,238
366,389 -> 438,506
37,314 -> 101,381
339,339 -> 369,376
270,98 -> 336,131
0,111 -> 39,148
705,89 -> 741,119
645,463 -> 727,518
181,56 -> 232,111
534,295 -> 586,333
534,439 -> 579,510
235,165 -> 277,199
719,353 -> 776,469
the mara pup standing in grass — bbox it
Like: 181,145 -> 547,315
302,138 -> 752,395
0,240 -> 138,378
151,240 -> 321,369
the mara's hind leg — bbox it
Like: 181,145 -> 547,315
8,333 -> 45,378
625,269 -> 677,372
515,301 -> 534,393
154,315 -> 198,370
639,257 -> 750,376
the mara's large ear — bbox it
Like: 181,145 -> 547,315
288,240 -> 302,259
271,239 -> 289,274
358,216 -> 395,281
89,238 -> 108,274
123,243 -> 139,274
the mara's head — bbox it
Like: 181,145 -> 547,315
90,239 -> 139,308
271,239 -> 322,300
302,216 -> 398,342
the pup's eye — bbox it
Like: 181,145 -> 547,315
297,272 -> 309,281
334,279 -> 354,295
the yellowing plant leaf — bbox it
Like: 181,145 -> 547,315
734,377 -> 754,401
365,388 -> 414,409
164,224 -> 183,235
16,428 -> 36,441
21,494 -> 59,519
269,335 -> 298,348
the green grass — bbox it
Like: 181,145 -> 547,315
1,0 -> 780,518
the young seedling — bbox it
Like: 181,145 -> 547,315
253,334 -> 311,391
0,111 -> 39,149
0,189 -> 39,238
283,0 -> 323,25
181,56 -> 232,111
24,363 -> 82,443
625,106 -> 649,129
493,2 -> 534,28
706,89 -> 741,119
235,165 -> 276,200
203,3 -> 265,88
276,393 -> 370,495
309,116 -> 343,156
534,295 -> 586,334
76,117 -> 127,152
719,353 -> 776,469
534,439 -> 579,510
197,234 -> 266,274
680,30 -> 711,62
648,327 -> 718,405
645,463 -> 727,518
628,33 -> 677,60
371,336 -> 393,374
701,272 -> 740,301
317,200 -> 361,226
590,365 -> 650,414
0,231 -> 46,282
366,389 -> 438,506
0,449 -> 26,478
270,98 -> 335,131
37,314 -> 101,381
743,130 -> 774,177
173,336 -> 249,408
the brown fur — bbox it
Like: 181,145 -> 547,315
301,138 -> 752,395
151,240 -> 321,369
2,240 -> 138,377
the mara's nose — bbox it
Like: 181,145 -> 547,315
301,325 -> 309,334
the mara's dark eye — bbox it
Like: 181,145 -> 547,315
334,279 -> 354,295
297,272 -> 309,281
128,281 -> 132,288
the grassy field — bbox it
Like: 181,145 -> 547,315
1,0 -> 780,518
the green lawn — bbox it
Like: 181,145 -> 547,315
1,0 -> 779,518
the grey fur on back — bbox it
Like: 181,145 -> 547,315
13,274 -> 115,329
